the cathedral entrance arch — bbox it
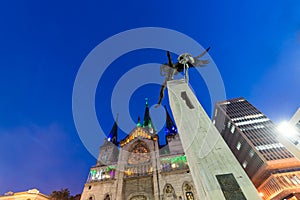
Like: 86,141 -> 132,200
129,195 -> 147,200
127,192 -> 149,200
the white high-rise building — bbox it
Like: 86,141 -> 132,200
290,108 -> 300,132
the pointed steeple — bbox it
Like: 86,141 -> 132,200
107,114 -> 118,145
136,116 -> 141,127
164,105 -> 178,135
142,98 -> 155,133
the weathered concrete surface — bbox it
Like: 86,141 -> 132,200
167,79 -> 261,200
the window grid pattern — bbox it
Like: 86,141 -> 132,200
258,171 -> 300,200
218,98 -> 294,161
296,120 -> 300,131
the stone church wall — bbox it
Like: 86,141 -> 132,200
159,172 -> 197,200
123,177 -> 153,200
80,181 -> 116,200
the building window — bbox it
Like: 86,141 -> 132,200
88,185 -> 92,190
104,194 -> 110,200
128,142 -> 150,165
231,125 -> 235,134
292,175 -> 300,184
296,120 -> 300,130
242,161 -> 248,168
253,125 -> 264,129
100,169 -> 105,180
236,142 -> 241,150
227,121 -> 231,128
214,109 -> 218,117
183,183 -> 194,200
100,154 -> 108,162
163,184 -> 176,199
249,149 -> 255,158
186,192 -> 194,200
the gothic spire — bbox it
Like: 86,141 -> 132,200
136,116 -> 141,127
107,114 -> 118,145
142,98 -> 155,133
164,105 -> 178,135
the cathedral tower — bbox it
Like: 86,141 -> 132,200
80,99 -> 198,200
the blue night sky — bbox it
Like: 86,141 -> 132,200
0,0 -> 300,196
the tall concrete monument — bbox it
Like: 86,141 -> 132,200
167,80 -> 260,200
167,79 -> 261,199
79,49 -> 261,200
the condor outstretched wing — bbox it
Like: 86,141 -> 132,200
193,47 -> 211,66
195,47 -> 211,59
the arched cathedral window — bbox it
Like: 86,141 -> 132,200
128,142 -> 150,165
129,195 -> 147,200
163,183 -> 176,199
183,182 -> 194,200
104,194 -> 110,200
186,192 -> 194,200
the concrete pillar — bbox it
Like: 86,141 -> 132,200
167,79 -> 261,200
152,140 -> 161,200
115,150 -> 125,200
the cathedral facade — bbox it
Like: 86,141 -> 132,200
80,100 -> 197,200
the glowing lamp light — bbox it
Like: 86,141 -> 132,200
259,192 -> 264,197
278,121 -> 298,139
108,137 -> 111,142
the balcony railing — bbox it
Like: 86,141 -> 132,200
123,163 -> 153,178
160,163 -> 189,173
160,155 -> 189,173
87,165 -> 116,182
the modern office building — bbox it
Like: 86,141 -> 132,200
290,108 -> 300,132
289,108 -> 300,136
213,97 -> 300,200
